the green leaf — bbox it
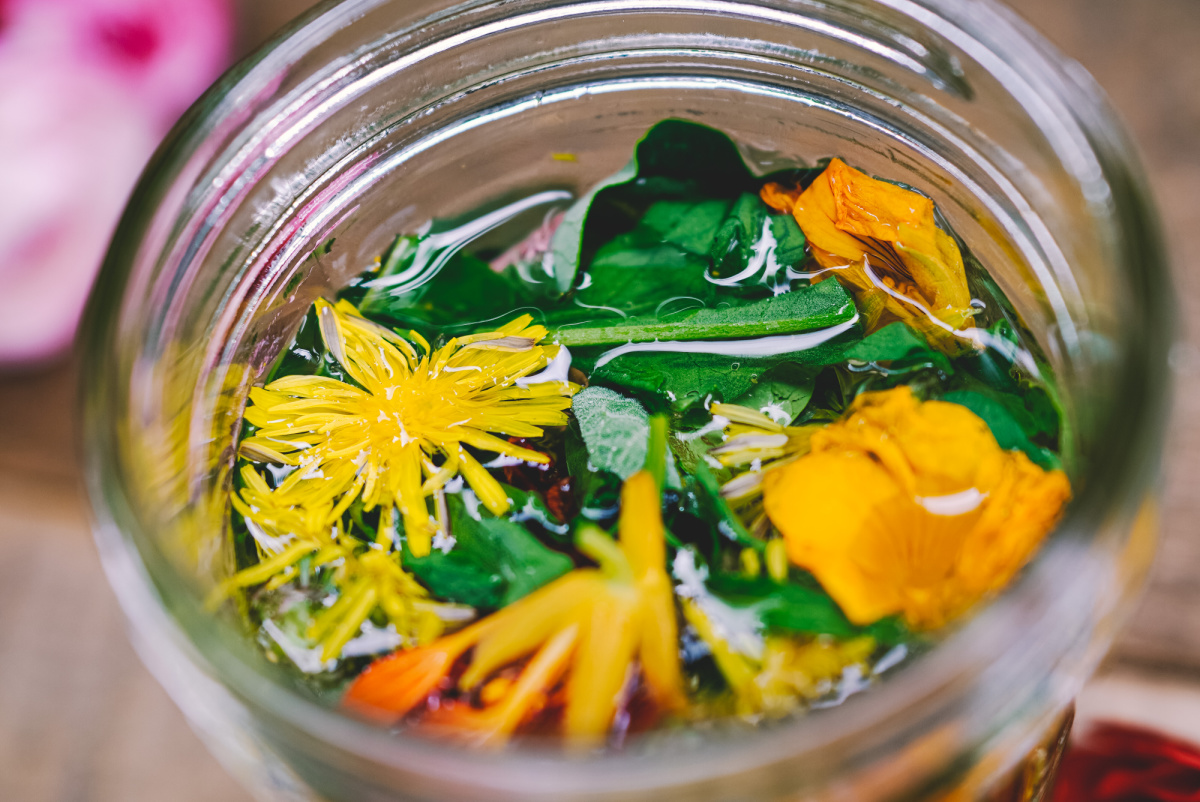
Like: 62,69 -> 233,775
549,161 -> 639,294
555,275 -> 856,347
566,197 -> 734,317
690,461 -> 759,550
706,574 -> 909,645
576,318 -> 966,414
940,390 -> 1061,471
548,119 -> 757,294
574,237 -> 715,316
709,193 -> 806,282
404,493 -> 573,610
956,320 -> 1060,442
357,190 -> 569,319
641,198 -> 733,255
402,549 -> 504,609
840,321 -> 953,373
571,386 -> 680,486
588,350 -> 822,413
731,362 -> 815,424
355,251 -> 530,334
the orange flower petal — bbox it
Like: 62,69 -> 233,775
764,449 -> 907,624
776,159 -> 975,353
343,625 -> 485,724
824,158 -> 935,245
763,387 -> 1070,630
789,163 -> 869,263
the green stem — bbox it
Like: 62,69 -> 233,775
552,280 -> 855,347
646,414 -> 670,491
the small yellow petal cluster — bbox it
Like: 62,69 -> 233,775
762,159 -> 974,353
213,464 -> 450,661
342,471 -> 685,746
686,598 -> 876,719
762,386 -> 1070,630
240,298 -> 578,557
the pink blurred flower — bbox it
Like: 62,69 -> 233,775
0,0 -> 232,367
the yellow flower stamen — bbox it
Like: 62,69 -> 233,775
707,402 -> 821,539
239,298 -> 579,557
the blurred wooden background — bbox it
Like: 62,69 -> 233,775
1,1 -> 1197,799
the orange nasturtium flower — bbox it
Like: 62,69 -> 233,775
238,298 -> 578,557
342,470 -> 685,746
762,387 -> 1070,630
762,158 -> 974,353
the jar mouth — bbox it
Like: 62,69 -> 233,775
81,0 -> 1172,796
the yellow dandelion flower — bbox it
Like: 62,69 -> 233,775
239,298 -> 579,557
305,547 -> 452,662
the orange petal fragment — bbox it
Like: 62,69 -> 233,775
424,624 -> 580,747
342,625 -> 485,724
824,157 -> 935,245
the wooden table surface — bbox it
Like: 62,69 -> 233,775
1,1 -> 1197,800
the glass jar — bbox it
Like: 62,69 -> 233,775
80,0 -> 1172,799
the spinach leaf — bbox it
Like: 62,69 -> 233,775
641,198 -> 733,255
556,275 -> 856,347
706,574 -> 909,645
709,193 -> 807,283
549,162 -> 639,294
358,190 -> 569,314
570,193 -> 809,320
956,319 -> 1060,443
404,493 -> 573,610
575,238 -> 715,316
731,362 -> 815,424
840,321 -> 953,373
577,319 -> 962,413
354,251 -> 534,334
588,350 -> 823,413
548,119 -> 758,294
